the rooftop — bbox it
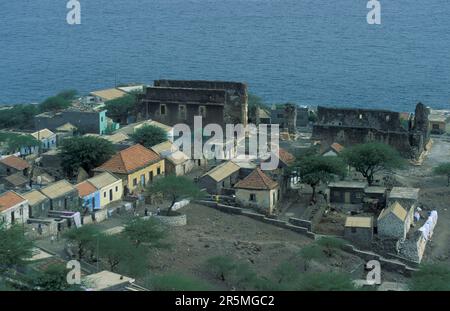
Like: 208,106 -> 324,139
83,270 -> 135,291
90,88 -> 127,101
88,172 -> 121,189
328,181 -> 367,189
202,161 -> 240,182
329,142 -> 344,153
364,186 -> 386,194
345,216 -> 373,228
3,172 -> 28,187
94,144 -> 161,175
388,187 -> 420,201
277,148 -> 296,166
166,150 -> 190,165
76,180 -> 98,197
151,140 -> 177,156
378,201 -> 407,222
0,155 -> 30,171
39,180 -> 76,199
31,129 -> 55,140
22,190 -> 49,206
0,191 -> 27,212
234,168 -> 278,190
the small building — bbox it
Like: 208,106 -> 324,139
234,168 -> 280,214
87,172 -> 123,208
82,270 -> 135,291
377,201 -> 411,240
344,216 -> 373,245
22,189 -> 51,218
388,187 -> 420,213
0,191 -> 29,227
118,120 -> 174,141
93,144 -> 164,195
322,142 -> 344,157
199,161 -> 240,194
39,180 -> 79,211
165,151 -> 194,176
31,129 -> 57,151
76,180 -> 100,212
151,140 -> 178,158
0,155 -> 30,177
428,113 -> 448,135
90,88 -> 127,102
328,181 -> 367,204
2,172 -> 29,190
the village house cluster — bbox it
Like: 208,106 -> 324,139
1,78 -> 449,289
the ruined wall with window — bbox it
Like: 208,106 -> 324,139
153,80 -> 248,126
311,103 -> 430,159
138,86 -> 226,128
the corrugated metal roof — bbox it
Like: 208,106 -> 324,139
345,216 -> 372,228
88,172 -> 121,190
151,141 -> 177,155
22,190 -> 48,206
39,180 -> 76,199
202,161 -> 240,182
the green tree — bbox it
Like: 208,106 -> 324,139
433,163 -> 450,186
248,93 -> 269,123
57,89 -> 78,101
95,235 -> 138,272
123,217 -> 167,248
315,236 -> 346,257
297,272 -> 356,291
205,256 -> 237,282
39,96 -> 71,112
145,175 -> 203,215
409,264 -> 450,291
28,263 -> 81,291
0,132 -> 40,153
296,155 -> 347,203
104,94 -> 136,124
0,104 -> 39,130
0,223 -> 34,273
59,136 -> 115,177
130,125 -> 168,149
341,142 -> 404,186
298,244 -> 323,271
63,225 -> 100,260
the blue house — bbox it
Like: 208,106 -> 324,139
75,180 -> 100,212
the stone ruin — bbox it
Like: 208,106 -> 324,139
311,102 -> 430,159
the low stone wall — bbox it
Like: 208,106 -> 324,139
26,220 -> 58,240
152,214 -> 187,227
83,209 -> 109,225
195,199 -> 417,274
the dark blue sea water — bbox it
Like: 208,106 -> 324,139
1,0 -> 450,112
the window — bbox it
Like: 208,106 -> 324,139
133,178 -> 138,186
104,192 -> 106,198
359,114 -> 363,120
157,167 -> 161,175
160,104 -> 167,116
199,106 -> 206,118
386,115 -> 390,122
115,186 -> 118,192
249,194 -> 256,202
179,105 -> 187,120
351,227 -> 357,233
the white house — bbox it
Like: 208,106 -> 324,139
0,191 -> 29,227
31,129 -> 57,151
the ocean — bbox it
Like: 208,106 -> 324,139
0,0 -> 449,112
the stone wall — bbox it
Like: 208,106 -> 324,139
152,214 -> 187,226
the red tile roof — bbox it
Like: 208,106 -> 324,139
0,155 -> 30,171
95,144 -> 161,174
234,168 -> 278,190
75,181 -> 98,197
278,148 -> 295,166
330,142 -> 344,153
0,191 -> 26,212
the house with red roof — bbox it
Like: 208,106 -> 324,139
0,191 -> 29,227
0,155 -> 30,177
75,180 -> 100,212
234,168 -> 279,214
322,142 -> 345,157
93,144 -> 164,194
